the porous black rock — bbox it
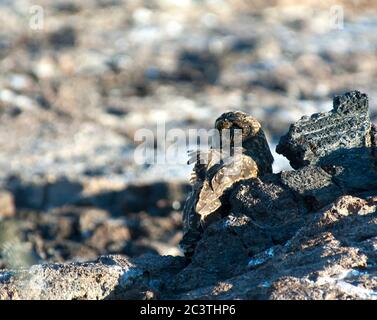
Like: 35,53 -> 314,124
276,91 -> 372,169
174,196 -> 377,300
280,166 -> 343,210
319,147 -> 377,193
171,175 -> 309,293
230,174 -> 307,232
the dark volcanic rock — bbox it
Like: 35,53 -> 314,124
172,175 -> 308,293
172,169 -> 346,293
276,90 -> 377,196
229,174 -> 309,245
276,91 -> 372,169
230,174 -> 306,226
174,196 -> 377,300
280,166 -> 344,210
172,216 -> 255,293
319,147 -> 377,193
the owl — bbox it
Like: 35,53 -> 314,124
180,111 -> 274,257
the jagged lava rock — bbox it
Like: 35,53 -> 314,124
229,175 -> 308,242
175,196 -> 377,300
0,254 -> 185,300
276,91 -> 373,169
171,175 -> 308,293
171,169 -> 346,293
280,166 -> 344,210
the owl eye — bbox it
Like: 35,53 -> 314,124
242,126 -> 251,137
218,120 -> 232,131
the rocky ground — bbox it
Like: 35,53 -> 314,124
0,0 -> 377,299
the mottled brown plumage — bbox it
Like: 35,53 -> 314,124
180,111 -> 274,257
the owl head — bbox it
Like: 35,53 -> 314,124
214,111 -> 261,142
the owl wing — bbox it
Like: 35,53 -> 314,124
196,152 -> 259,222
181,149 -> 219,256
187,149 -> 221,185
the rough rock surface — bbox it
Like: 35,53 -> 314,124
1,91 -> 377,300
276,91 -> 373,169
175,196 -> 377,299
0,254 -> 186,300
0,195 -> 376,300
